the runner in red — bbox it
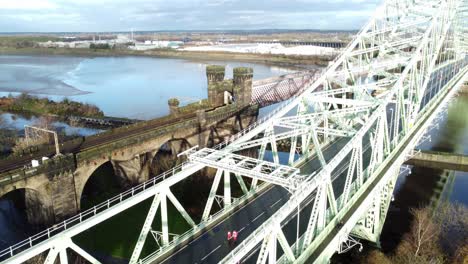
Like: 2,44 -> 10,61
232,230 -> 238,243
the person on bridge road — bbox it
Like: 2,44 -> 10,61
232,230 -> 238,244
228,231 -> 234,247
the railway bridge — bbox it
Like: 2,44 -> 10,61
0,67 -> 316,225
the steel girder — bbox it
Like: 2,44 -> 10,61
189,148 -> 301,189
129,187 -> 196,263
252,71 -> 320,107
227,63 -> 468,264
219,0 -> 467,263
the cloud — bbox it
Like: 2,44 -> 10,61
0,0 -> 57,9
0,0 -> 380,32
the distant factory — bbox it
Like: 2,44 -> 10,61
130,40 -> 184,51
36,34 -> 184,51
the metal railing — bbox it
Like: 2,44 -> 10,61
0,163 -> 187,260
139,182 -> 270,264
212,19 -> 381,152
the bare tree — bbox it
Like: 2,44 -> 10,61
392,207 -> 444,263
435,202 -> 468,262
453,244 -> 468,263
361,249 -> 392,264
409,207 -> 440,256
363,203 -> 468,264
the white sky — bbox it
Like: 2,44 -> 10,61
0,0 -> 381,32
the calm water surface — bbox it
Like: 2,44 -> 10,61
0,55 -> 296,119
402,93 -> 468,203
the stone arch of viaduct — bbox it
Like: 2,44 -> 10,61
0,106 -> 258,224
72,125 -> 203,209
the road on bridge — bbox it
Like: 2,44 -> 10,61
153,61 -> 460,264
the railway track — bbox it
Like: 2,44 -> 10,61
0,111 -> 199,174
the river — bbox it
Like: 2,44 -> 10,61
0,55 -> 297,120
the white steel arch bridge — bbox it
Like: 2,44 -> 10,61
1,0 -> 468,263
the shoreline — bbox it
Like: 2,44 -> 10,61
0,47 -> 332,69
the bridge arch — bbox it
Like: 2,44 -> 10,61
0,187 -> 53,231
74,157 -> 114,209
78,160 -> 123,210
151,138 -> 192,176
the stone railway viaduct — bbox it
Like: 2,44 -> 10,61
0,66 -> 261,226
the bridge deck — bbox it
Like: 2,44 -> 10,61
159,61 -> 467,264
0,103 -> 255,175
156,137 -> 350,264
406,150 -> 468,172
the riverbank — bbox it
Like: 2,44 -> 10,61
0,46 -> 332,68
0,93 -> 104,118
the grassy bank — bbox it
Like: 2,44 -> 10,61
0,93 -> 104,118
0,46 -> 332,68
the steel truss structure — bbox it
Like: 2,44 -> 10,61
1,0 -> 467,263
251,71 -> 320,107
220,0 -> 468,263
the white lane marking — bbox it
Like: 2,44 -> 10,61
252,211 -> 265,222
270,198 -> 282,208
200,245 -> 221,261
162,140 -> 343,263
238,226 -> 246,233
159,185 -> 275,263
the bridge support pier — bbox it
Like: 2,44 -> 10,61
0,170 -> 79,226
112,151 -> 155,187
49,171 -> 79,222
23,188 -> 54,227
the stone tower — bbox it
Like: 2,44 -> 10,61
233,67 -> 254,106
206,65 -> 253,107
206,65 -> 226,106
168,98 -> 180,116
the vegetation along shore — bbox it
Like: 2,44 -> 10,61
0,93 -> 104,118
